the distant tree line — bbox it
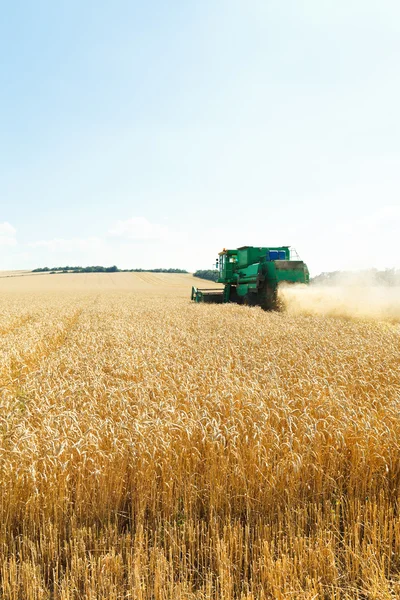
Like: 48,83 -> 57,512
32,266 -> 188,274
33,265 -> 119,273
129,268 -> 188,273
193,269 -> 219,282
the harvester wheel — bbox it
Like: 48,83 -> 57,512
258,283 -> 278,311
243,293 -> 257,307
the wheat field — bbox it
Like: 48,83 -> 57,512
0,272 -> 399,599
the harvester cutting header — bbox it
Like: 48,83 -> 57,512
191,246 -> 309,310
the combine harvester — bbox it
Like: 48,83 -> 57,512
191,246 -> 309,310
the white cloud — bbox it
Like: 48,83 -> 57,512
28,237 -> 103,252
0,237 -> 17,247
109,217 -> 170,241
0,222 -> 16,236
0,222 -> 17,246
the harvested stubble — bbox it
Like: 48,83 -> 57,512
0,277 -> 400,599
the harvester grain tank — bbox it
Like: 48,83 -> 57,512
191,246 -> 309,310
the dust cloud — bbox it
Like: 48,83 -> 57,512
278,271 -> 400,323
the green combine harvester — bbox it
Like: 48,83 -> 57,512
191,246 -> 309,310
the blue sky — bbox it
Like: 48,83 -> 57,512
1,0 -> 399,275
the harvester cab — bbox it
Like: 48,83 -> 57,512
191,245 -> 309,310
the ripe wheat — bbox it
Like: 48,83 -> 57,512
0,273 -> 399,599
